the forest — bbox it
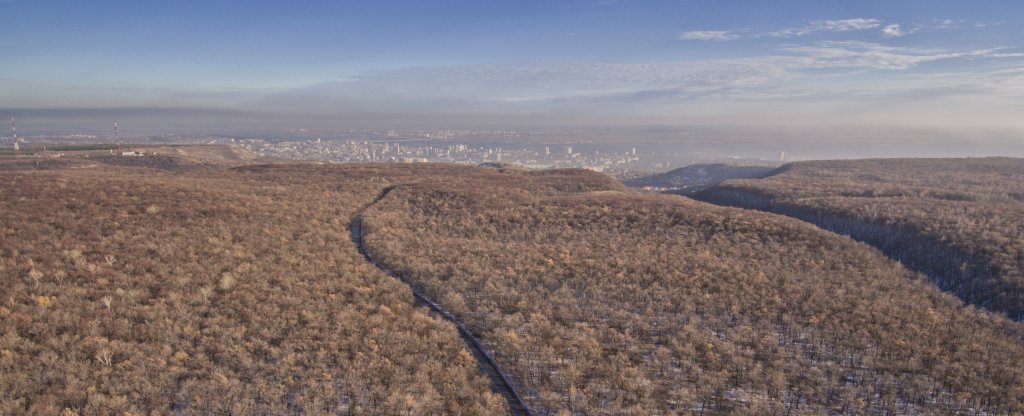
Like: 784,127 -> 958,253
625,164 -> 776,194
0,153 -> 508,415
3,150 -> 1024,415
697,158 -> 1024,320
360,165 -> 1024,415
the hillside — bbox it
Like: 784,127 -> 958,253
696,157 -> 1024,320
0,156 -> 507,415
361,168 -> 1024,415
625,163 -> 777,194
5,152 -> 1024,415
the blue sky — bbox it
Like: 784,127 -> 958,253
2,0 -> 1024,134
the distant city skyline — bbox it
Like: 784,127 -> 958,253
2,0 -> 1024,150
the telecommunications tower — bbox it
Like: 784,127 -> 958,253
10,117 -> 18,152
113,120 -> 120,150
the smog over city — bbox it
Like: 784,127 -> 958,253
4,1 -> 1024,162
4,2 -> 1024,415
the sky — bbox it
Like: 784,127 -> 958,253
2,0 -> 1024,145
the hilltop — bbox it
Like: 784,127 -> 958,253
362,163 -> 1024,415
0,144 -> 268,173
625,163 -> 777,194
697,157 -> 1024,320
0,153 -> 507,415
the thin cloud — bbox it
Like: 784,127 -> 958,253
10,41 -> 1020,126
881,24 -> 905,38
984,51 -> 1024,58
249,42 -> 1024,115
678,30 -> 739,41
681,18 -> 893,42
680,17 -> 999,43
932,19 -> 1004,30
974,21 -> 1005,28
933,19 -> 962,29
769,18 -> 882,38
780,41 -> 972,70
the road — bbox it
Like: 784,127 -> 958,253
349,188 -> 532,416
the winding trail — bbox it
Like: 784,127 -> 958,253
350,187 -> 532,416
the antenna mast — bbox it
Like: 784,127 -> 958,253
11,117 -> 18,153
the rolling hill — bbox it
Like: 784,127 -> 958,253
0,152 -> 507,415
361,166 -> 1024,415
4,150 -> 1024,415
625,163 -> 777,194
697,157 -> 1024,320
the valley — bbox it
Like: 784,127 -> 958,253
2,150 -> 1023,415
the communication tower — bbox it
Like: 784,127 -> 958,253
10,117 -> 18,153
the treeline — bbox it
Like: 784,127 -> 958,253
0,160 -> 508,415
362,167 -> 1024,415
696,157 -> 1024,320
625,163 -> 776,194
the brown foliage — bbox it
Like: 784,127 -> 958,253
363,167 -> 1024,415
0,160 -> 506,415
700,157 -> 1024,320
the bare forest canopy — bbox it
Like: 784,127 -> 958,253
625,163 -> 779,194
360,166 -> 1024,415
3,149 -> 1024,415
0,153 -> 510,415
696,157 -> 1024,321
